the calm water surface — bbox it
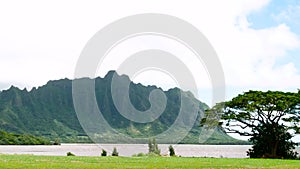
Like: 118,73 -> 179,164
0,144 -> 299,158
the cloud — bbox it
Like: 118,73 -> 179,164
272,5 -> 300,24
203,3 -> 300,90
0,0 -> 299,95
0,83 -> 12,91
223,23 -> 300,88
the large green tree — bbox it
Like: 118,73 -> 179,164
204,90 -> 300,158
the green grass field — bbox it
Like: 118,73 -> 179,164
0,155 -> 299,169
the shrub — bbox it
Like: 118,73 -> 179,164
101,149 -> 107,156
169,145 -> 175,156
53,138 -> 61,145
112,147 -> 119,156
148,138 -> 160,155
67,152 -> 75,156
132,152 -> 146,157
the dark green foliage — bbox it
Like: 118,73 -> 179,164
0,71 -> 241,144
132,152 -> 146,157
112,147 -> 119,156
148,138 -> 160,155
101,149 -> 107,156
169,145 -> 175,156
67,152 -> 75,156
53,138 -> 61,145
204,90 -> 300,159
247,124 -> 298,159
0,130 -> 51,145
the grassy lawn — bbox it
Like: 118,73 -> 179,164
0,155 -> 299,169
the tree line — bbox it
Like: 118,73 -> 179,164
0,130 -> 51,145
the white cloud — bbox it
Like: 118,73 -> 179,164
212,22 -> 300,89
0,0 -> 299,96
272,5 -> 300,24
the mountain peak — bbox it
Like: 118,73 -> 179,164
0,70 -> 242,144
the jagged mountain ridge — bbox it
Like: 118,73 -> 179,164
0,71 -> 245,144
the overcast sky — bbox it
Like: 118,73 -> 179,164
0,0 -> 300,105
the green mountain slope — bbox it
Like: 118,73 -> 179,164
0,71 -> 246,144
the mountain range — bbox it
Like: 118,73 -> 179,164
0,71 -> 246,144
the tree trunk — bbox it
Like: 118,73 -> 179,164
265,134 -> 281,159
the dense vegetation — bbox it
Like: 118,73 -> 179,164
148,138 -> 160,155
204,90 -> 300,159
0,130 -> 50,145
0,155 -> 299,169
0,70 -> 244,144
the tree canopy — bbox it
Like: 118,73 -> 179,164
223,90 -> 300,136
204,90 -> 300,158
